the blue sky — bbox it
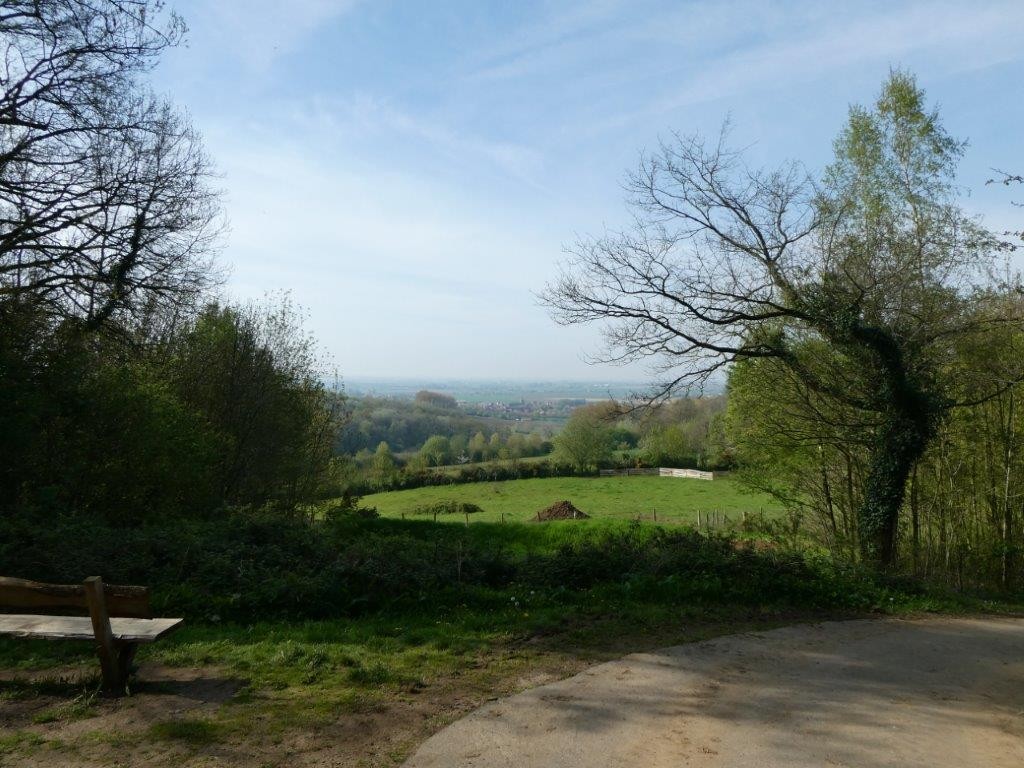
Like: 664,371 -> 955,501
154,0 -> 1024,381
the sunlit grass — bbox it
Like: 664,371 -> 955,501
361,475 -> 784,524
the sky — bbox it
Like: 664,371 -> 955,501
153,0 -> 1024,382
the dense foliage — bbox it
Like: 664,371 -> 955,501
0,509 -> 898,622
0,296 -> 339,524
728,333 -> 1024,593
0,3 -> 340,527
335,396 -> 506,455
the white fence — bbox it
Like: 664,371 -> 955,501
658,467 -> 714,480
599,467 -> 714,481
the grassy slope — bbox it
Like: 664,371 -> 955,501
4,511 -> 1015,767
1,588 -> 1010,767
362,475 -> 784,524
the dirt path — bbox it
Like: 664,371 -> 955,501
404,617 -> 1024,768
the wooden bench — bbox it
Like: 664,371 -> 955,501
0,576 -> 183,692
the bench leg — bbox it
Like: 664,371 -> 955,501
95,643 -> 138,693
115,643 -> 139,689
83,577 -> 121,692
82,578 -> 146,694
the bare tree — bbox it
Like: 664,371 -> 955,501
543,72 -> 1023,568
0,1 -> 222,328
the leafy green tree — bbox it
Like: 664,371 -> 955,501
414,390 -> 458,409
726,356 -> 864,558
488,433 -> 503,460
468,431 -> 488,462
609,425 -> 639,450
404,453 -> 429,473
449,433 -> 469,462
419,435 -> 451,467
526,433 -> 549,456
506,433 -> 526,459
371,441 -> 397,486
168,298 -> 339,505
554,406 -> 615,471
639,424 -> 691,467
544,72 -> 1022,568
0,299 -> 222,523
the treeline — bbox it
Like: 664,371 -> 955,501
1,295 -> 340,524
337,395 -> 730,494
550,397 -> 730,472
728,339 -> 1024,593
406,430 -> 551,468
336,453 -> 596,497
335,393 -> 510,454
0,3 -> 339,527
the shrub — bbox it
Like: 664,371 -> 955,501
0,511 -> 893,623
410,500 -> 483,516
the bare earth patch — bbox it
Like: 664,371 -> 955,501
0,615 -> 814,767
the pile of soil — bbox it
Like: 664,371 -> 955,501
535,500 -> 590,521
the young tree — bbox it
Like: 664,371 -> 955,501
544,72 -> 1022,568
488,432 -> 503,460
468,431 -> 488,462
639,424 -> 691,467
370,441 -> 397,486
449,433 -> 469,462
419,435 -> 451,467
554,406 -> 615,471
506,432 -> 526,459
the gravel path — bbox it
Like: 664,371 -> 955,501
404,617 -> 1024,768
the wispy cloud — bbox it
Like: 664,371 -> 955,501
647,1 -> 1023,116
457,0 -> 1024,135
163,0 -> 1024,378
274,93 -> 547,187
192,0 -> 361,71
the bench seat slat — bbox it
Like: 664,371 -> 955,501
0,614 -> 183,643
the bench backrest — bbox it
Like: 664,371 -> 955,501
0,577 -> 152,619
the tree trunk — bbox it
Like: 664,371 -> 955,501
910,464 -> 920,576
857,393 -> 938,569
843,323 -> 942,570
1001,391 -> 1015,591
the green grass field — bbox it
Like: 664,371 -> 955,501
361,475 -> 784,524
